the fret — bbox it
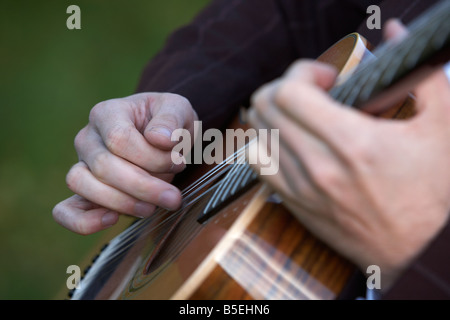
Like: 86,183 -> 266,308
231,164 -> 253,195
211,163 -> 241,207
224,157 -> 248,198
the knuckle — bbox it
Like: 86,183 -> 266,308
164,93 -> 194,115
287,59 -> 314,78
66,163 -> 84,192
74,219 -> 93,236
309,164 -> 343,192
52,202 -> 63,221
88,101 -> 107,122
252,84 -> 272,112
345,139 -> 375,170
89,151 -> 110,180
274,80 -> 299,110
155,113 -> 179,130
104,125 -> 132,155
164,93 -> 192,108
88,99 -> 121,122
117,198 -> 138,216
74,127 -> 88,152
150,153 -> 173,173
133,176 -> 158,200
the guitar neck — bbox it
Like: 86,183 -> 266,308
329,0 -> 450,111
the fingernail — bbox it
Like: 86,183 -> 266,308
149,127 -> 172,138
444,62 -> 450,85
102,212 -> 118,227
159,190 -> 181,211
134,202 -> 156,218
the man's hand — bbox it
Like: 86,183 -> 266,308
248,52 -> 450,290
53,93 -> 198,235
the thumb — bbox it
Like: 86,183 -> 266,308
144,93 -> 198,151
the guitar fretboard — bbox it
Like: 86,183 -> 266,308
199,1 -> 450,224
329,0 -> 450,108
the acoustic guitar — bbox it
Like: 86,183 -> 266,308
68,1 -> 449,300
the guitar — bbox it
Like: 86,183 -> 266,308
68,1 -> 450,300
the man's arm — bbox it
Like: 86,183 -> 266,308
53,0 -> 371,235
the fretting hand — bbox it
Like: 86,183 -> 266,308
248,20 -> 450,290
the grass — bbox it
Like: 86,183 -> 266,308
0,0 -> 209,299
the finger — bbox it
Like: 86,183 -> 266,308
144,93 -> 198,151
273,63 -> 378,164
89,98 -> 185,174
66,162 -> 181,218
250,88 -> 350,203
250,85 -> 335,206
248,107 -> 313,201
76,128 -> 182,210
414,64 -> 450,120
283,60 -> 338,90
52,195 -> 119,235
383,19 -> 409,43
248,110 -> 336,223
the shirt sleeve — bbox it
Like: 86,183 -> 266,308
135,0 -> 371,130
382,221 -> 450,299
135,0 -> 298,130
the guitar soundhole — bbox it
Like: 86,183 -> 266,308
145,249 -> 166,275
143,197 -> 207,276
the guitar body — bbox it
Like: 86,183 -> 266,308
92,183 -> 356,300
71,33 -> 419,301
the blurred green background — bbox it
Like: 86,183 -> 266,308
0,0 -> 209,299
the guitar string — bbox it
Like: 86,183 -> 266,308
111,138 -> 255,244
97,145 -> 250,262
76,139 -> 259,285
96,156 -> 253,280
331,2 -> 449,107
92,140 -> 252,246
74,150 -> 249,292
126,158 -> 256,273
